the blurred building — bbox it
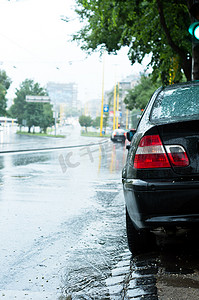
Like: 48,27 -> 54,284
84,98 -> 100,118
119,75 -> 140,129
106,74 -> 139,130
46,82 -> 78,109
46,82 -> 79,125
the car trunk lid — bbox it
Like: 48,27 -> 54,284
157,120 -> 199,175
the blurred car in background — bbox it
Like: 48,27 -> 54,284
111,129 -> 126,143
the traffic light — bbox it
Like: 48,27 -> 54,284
189,2 -> 199,20
188,22 -> 199,39
189,2 -> 199,40
189,1 -> 199,80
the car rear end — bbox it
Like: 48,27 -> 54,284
123,82 -> 199,231
111,129 -> 126,143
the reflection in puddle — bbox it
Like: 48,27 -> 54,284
0,156 -> 4,170
11,153 -> 52,167
157,234 -> 199,299
98,142 -> 127,174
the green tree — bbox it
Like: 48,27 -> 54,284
0,70 -> 11,115
103,112 -> 109,133
73,0 -> 192,84
92,116 -> 101,128
23,102 -> 42,132
79,115 -> 92,132
39,103 -> 54,133
9,79 -> 53,132
124,75 -> 160,110
131,109 -> 142,129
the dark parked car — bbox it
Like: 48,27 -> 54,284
111,129 -> 126,143
122,81 -> 199,254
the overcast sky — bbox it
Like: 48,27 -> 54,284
0,0 -> 147,103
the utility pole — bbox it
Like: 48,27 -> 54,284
126,109 -> 129,130
113,83 -> 116,131
100,52 -> 105,137
116,82 -> 119,129
53,111 -> 58,136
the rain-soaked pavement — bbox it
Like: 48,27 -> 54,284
0,124 -> 199,299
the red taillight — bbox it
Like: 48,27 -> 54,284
134,135 -> 189,169
134,135 -> 170,169
165,145 -> 189,167
138,135 -> 162,147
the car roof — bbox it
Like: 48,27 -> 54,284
162,80 -> 199,91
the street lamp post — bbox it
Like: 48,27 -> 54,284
100,52 -> 105,137
113,83 -> 116,131
116,82 -> 119,129
53,111 -> 58,136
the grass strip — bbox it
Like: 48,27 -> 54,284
16,131 -> 65,138
81,131 -> 110,138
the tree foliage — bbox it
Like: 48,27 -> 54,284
79,115 -> 92,131
92,116 -> 101,128
39,104 -> 54,133
0,70 -> 11,115
9,79 -> 54,133
73,0 -> 193,85
124,75 -> 161,110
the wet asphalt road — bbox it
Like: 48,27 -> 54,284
0,124 -> 128,299
1,125 -> 199,299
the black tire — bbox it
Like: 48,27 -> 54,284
126,208 -> 157,255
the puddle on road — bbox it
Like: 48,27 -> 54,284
106,231 -> 199,300
156,234 -> 199,299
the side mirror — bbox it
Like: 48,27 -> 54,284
126,144 -> 130,151
126,129 -> 136,142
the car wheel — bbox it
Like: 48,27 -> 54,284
126,208 -> 157,255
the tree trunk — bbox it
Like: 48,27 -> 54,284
156,0 -> 192,81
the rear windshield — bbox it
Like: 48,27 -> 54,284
150,84 -> 199,123
115,130 -> 124,134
